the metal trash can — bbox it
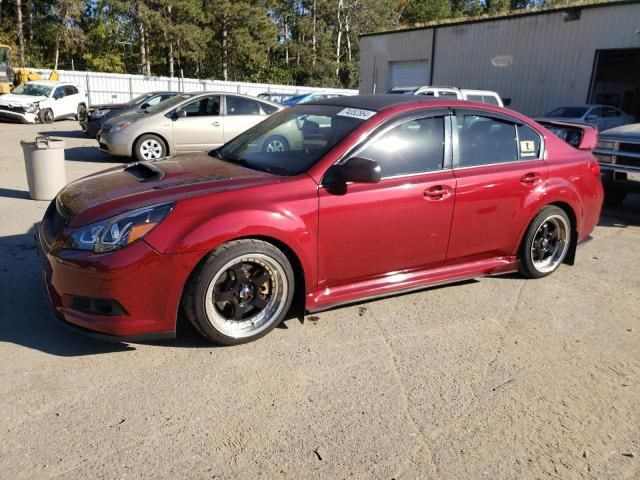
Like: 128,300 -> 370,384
20,136 -> 66,201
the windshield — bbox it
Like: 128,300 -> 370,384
13,83 -> 52,97
546,107 -> 589,118
129,93 -> 155,106
144,93 -> 192,114
215,105 -> 371,176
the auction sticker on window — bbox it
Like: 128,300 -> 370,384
337,108 -> 377,120
520,140 -> 537,156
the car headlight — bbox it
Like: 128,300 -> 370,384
64,203 -> 174,253
110,118 -> 137,133
596,140 -> 616,150
25,103 -> 37,113
91,109 -> 110,119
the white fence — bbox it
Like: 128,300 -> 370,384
33,69 -> 358,106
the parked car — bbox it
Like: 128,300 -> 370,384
388,85 -> 507,107
257,92 -> 295,104
81,91 -> 179,138
542,104 -> 633,131
0,80 -> 87,123
37,95 -> 603,345
592,122 -> 640,206
281,92 -> 344,107
97,92 -> 283,161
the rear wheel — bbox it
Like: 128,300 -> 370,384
77,104 -> 87,122
519,206 -> 571,278
183,239 -> 295,345
134,134 -> 166,162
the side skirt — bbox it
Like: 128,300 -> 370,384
307,256 -> 518,313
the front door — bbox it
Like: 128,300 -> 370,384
446,110 -> 548,264
317,111 -> 456,289
222,95 -> 269,142
171,95 -> 223,152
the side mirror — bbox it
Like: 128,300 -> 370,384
323,157 -> 382,186
140,102 -> 150,109
502,98 -> 512,106
173,109 -> 187,119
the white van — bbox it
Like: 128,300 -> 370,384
388,85 -> 506,107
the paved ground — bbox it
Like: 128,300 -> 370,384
1,120 -> 639,479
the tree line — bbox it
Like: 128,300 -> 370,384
0,0 -> 574,89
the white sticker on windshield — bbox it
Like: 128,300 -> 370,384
337,108 -> 376,120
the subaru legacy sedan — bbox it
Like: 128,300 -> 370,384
37,96 -> 603,345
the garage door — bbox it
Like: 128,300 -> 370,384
388,61 -> 429,90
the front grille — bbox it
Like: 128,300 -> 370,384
616,155 -> 640,169
41,199 -> 68,248
619,143 -> 640,154
0,104 -> 25,114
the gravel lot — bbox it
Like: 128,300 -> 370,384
1,120 -> 639,479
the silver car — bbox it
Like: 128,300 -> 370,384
542,104 -> 634,131
97,92 -> 283,161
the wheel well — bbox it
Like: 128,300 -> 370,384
179,235 -> 307,324
132,132 -> 170,157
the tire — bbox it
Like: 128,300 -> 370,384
183,239 -> 295,345
603,188 -> 626,207
134,134 -> 166,162
39,108 -> 54,124
518,206 -> 572,279
262,135 -> 290,153
77,104 -> 87,122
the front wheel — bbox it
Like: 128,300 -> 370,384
519,206 -> 571,279
134,134 -> 166,162
183,239 -> 295,345
77,104 -> 87,122
39,108 -> 54,124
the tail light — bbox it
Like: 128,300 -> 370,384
587,157 -> 601,176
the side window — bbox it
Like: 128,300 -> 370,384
456,114 -> 518,167
145,95 -> 164,107
588,107 -> 604,119
259,101 -> 279,115
438,91 -> 458,98
604,107 -> 620,118
63,85 -> 78,96
357,116 -> 445,178
482,96 -> 500,106
181,96 -> 220,117
517,124 -> 542,159
466,94 -> 484,103
418,91 -> 436,96
53,86 -> 65,99
226,96 -> 262,116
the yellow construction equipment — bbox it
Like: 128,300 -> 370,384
1,45 -> 59,94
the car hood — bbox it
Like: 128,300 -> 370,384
600,123 -> 640,141
57,153 -> 280,227
0,93 -> 47,106
102,110 -> 148,129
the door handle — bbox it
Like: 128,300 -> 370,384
212,122 -> 220,127
424,185 -> 452,200
521,172 -> 542,185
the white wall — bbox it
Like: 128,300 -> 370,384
34,69 -> 358,106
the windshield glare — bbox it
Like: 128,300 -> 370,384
13,83 -> 52,97
546,107 -> 589,118
216,105 -> 370,176
129,93 -> 155,106
145,93 -> 193,114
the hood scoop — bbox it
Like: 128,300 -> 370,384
152,175 -> 231,189
123,162 -> 165,182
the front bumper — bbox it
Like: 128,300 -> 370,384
600,165 -> 640,194
36,223 -> 203,341
97,129 -> 133,157
0,109 -> 38,123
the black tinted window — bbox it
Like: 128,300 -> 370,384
358,116 -> 445,177
182,96 -> 220,117
457,115 -> 517,167
227,96 -> 262,116
517,124 -> 541,159
53,87 -> 65,99
63,85 -> 78,95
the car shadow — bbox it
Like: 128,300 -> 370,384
599,194 -> 640,227
38,129 -> 89,139
64,146 -> 111,163
0,188 -> 30,200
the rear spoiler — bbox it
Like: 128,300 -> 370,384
535,119 -> 598,150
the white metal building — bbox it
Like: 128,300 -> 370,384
359,0 -> 640,118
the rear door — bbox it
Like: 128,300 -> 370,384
63,85 -> 81,115
50,85 -> 68,118
317,109 -> 456,289
171,95 -> 223,152
222,95 -> 271,142
446,109 -> 547,264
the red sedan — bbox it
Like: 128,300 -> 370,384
37,96 -> 603,345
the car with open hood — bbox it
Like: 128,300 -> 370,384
81,91 -> 179,138
36,95 -> 603,345
0,80 -> 87,123
541,104 -> 633,131
97,92 -> 283,162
